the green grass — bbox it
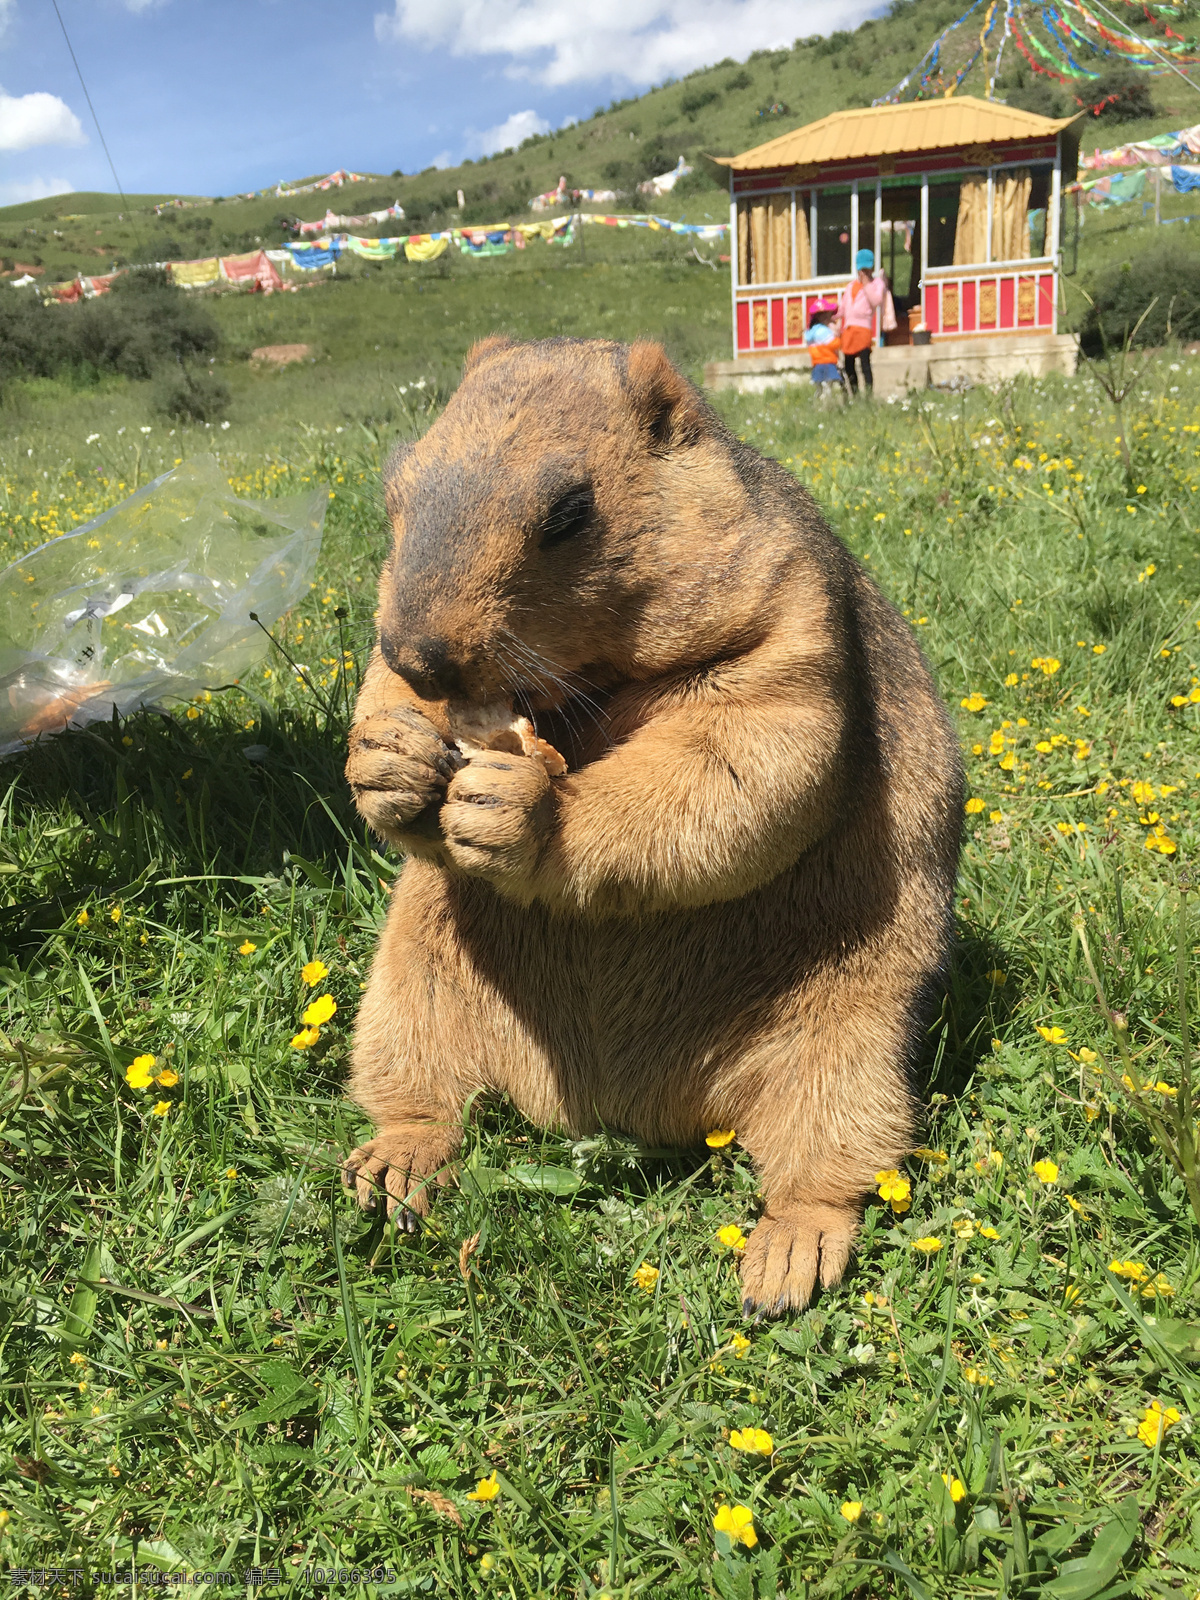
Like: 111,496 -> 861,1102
3,259 -> 1200,1596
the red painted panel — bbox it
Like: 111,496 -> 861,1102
962,280 -> 977,333
736,300 -> 750,351
752,298 -> 769,348
786,297 -> 806,344
999,275 -> 1015,329
1037,273 -> 1055,326
771,297 -> 785,349
925,283 -> 939,334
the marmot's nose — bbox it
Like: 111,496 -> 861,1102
382,631 -> 464,701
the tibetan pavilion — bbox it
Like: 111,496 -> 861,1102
705,96 -> 1080,397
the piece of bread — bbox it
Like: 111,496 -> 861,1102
444,702 -> 568,777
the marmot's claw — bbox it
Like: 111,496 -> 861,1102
342,1125 -> 460,1221
739,1202 -> 859,1317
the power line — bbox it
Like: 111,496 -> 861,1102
49,0 -> 142,239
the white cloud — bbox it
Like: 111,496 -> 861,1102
0,89 -> 86,151
0,175 -> 73,206
375,0 -> 877,86
429,149 -> 454,168
467,107 -> 549,157
0,0 -> 15,40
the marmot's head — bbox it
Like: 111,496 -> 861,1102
376,337 -> 776,711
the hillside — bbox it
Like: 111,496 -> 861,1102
0,0 -> 1193,286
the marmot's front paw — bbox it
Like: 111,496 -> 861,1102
345,705 -> 461,844
441,753 -> 552,885
342,1123 -> 460,1230
739,1201 -> 859,1317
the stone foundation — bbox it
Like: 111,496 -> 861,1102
704,333 -> 1079,399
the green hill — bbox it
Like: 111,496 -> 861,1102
0,0 -> 1192,285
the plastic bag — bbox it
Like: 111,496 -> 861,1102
0,453 -> 326,755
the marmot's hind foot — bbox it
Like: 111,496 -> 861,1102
342,1123 -> 461,1231
740,1202 -> 859,1317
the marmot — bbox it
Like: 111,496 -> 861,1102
342,337 -> 962,1315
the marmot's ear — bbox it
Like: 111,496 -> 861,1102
464,335 -> 516,374
627,341 -> 704,453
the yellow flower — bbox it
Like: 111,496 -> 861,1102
964,797 -> 985,814
1092,643 -> 1106,654
186,706 -> 201,720
705,1129 -> 736,1148
633,1262 -> 659,1293
1108,1260 -> 1149,1282
109,906 -> 122,924
225,1167 -> 238,1180
963,1366 -> 995,1387
290,1025 -> 321,1050
998,753 -> 1016,771
1136,1401 -> 1181,1449
942,1475 -> 966,1502
303,993 -> 337,1026
730,1331 -> 751,1358
1031,657 -> 1061,676
1066,1196 -> 1087,1216
76,909 -> 90,926
986,969 -> 1005,985
1037,1026 -> 1068,1044
974,1151 -> 1004,1174
875,1169 -> 911,1204
913,1147 -> 948,1164
840,1500 -> 863,1522
69,1351 -> 87,1366
301,959 -> 330,986
479,1553 -> 497,1572
1063,1284 -> 1082,1304
960,695 -> 988,714
467,1471 -> 501,1502
238,940 -> 257,955
156,1068 -> 179,1088
151,1101 -> 170,1117
1077,1047 -> 1098,1065
1032,1159 -> 1059,1184
729,1427 -> 774,1455
953,1219 -> 975,1240
1004,672 -> 1019,686
978,1225 -> 1000,1240
125,1055 -> 156,1089
912,1236 -> 943,1255
713,1503 -> 757,1549
1132,780 -> 1157,806
1142,1274 -> 1175,1300
717,1224 -> 747,1252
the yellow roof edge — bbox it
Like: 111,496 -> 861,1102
717,96 -> 1080,170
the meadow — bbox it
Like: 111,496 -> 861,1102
1,237 -> 1200,1598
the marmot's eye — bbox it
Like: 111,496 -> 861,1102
540,484 -> 593,548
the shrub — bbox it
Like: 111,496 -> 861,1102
724,69 -> 753,91
1006,78 -> 1066,119
1088,65 -> 1155,123
680,86 -> 720,118
1078,241 -> 1200,354
152,362 -> 230,422
0,268 -> 219,393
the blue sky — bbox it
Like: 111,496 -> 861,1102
0,0 -> 878,206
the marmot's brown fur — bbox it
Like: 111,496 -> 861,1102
342,337 -> 963,1314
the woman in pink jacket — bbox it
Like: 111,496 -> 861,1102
837,248 -> 887,396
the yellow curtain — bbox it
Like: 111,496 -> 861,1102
737,194 -> 795,284
991,168 -> 1031,262
953,177 -> 988,266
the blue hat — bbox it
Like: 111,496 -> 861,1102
855,248 -> 876,270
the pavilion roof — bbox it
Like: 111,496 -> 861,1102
715,96 -> 1079,172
